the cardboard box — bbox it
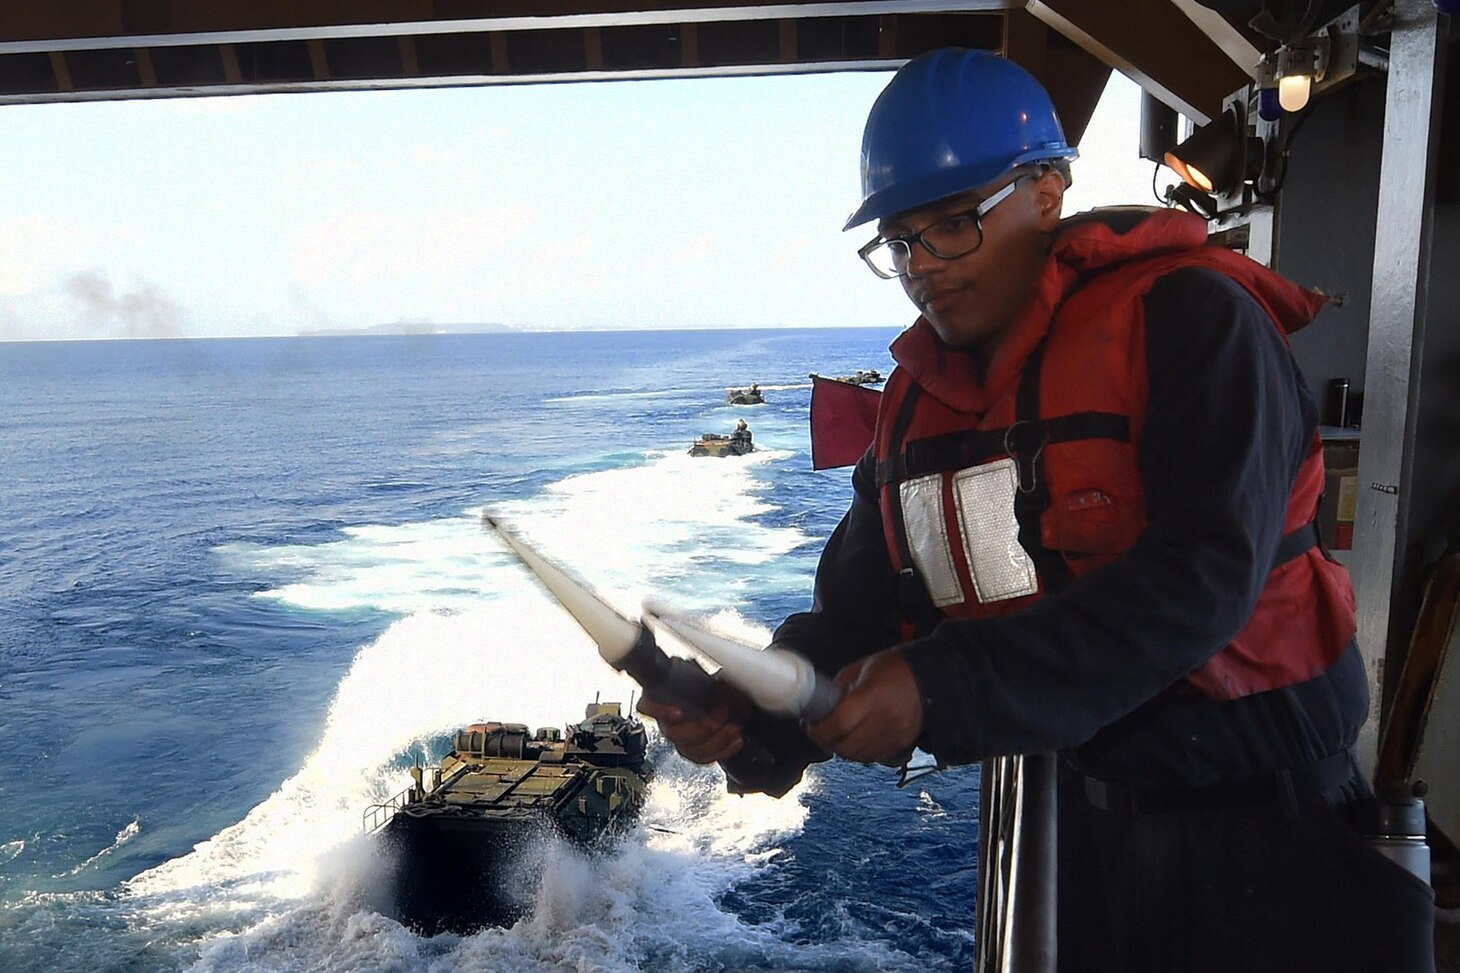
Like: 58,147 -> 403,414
1319,440 -> 1361,550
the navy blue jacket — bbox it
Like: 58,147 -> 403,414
772,267 -> 1366,789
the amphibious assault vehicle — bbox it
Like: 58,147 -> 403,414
810,369 -> 883,386
688,424 -> 754,457
366,701 -> 650,933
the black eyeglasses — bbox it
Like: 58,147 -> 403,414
857,176 -> 1025,280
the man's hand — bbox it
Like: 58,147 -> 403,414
637,678 -> 753,765
806,650 -> 924,765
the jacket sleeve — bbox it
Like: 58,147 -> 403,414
771,449 -> 902,674
718,451 -> 901,796
899,267 -> 1320,764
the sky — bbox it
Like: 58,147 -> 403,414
0,68 -> 1159,341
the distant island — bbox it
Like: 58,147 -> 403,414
298,321 -> 520,337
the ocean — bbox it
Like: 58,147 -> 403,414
0,328 -> 979,972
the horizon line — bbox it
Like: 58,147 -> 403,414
0,322 -> 903,344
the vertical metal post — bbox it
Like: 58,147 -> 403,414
1351,0 -> 1445,776
976,753 -> 1058,973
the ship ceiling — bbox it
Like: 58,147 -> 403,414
0,1 -> 1277,136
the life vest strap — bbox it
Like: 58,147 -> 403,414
883,384 -> 925,543
896,567 -> 943,636
1274,520 -> 1321,568
873,411 -> 1129,488
1012,338 -> 1071,595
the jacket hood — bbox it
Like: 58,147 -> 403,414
890,207 -> 1329,414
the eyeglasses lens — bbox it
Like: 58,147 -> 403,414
864,217 -> 984,279
922,214 -> 982,258
861,174 -> 1026,278
866,241 -> 908,278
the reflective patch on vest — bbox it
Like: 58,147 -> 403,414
898,473 -> 964,608
951,459 -> 1039,603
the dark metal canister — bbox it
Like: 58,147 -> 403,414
1325,378 -> 1351,427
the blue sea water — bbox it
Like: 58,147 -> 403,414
0,328 -> 979,973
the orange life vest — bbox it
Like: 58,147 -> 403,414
874,209 -> 1357,700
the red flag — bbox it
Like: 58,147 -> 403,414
809,374 -> 882,470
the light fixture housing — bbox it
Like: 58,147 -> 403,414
1278,72 -> 1312,112
1260,33 -> 1331,113
1164,183 -> 1220,221
1163,107 -> 1260,198
1257,85 -> 1283,122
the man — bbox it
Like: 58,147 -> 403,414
640,49 -> 1433,971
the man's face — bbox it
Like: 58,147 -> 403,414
876,169 -> 1062,353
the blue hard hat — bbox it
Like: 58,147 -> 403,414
845,48 -> 1079,230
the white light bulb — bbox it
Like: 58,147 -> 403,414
1278,73 -> 1312,113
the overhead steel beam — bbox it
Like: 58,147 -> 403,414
1351,0 -> 1446,778
1004,10 -> 1110,147
0,1 -> 1017,54
1041,48 -> 1111,147
0,60 -> 891,106
1168,0 -> 1262,80
1025,0 -> 1252,123
0,1 -> 1029,104
0,8 -> 1015,105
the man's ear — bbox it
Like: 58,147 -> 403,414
1030,169 -> 1065,231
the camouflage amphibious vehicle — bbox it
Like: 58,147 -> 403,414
366,701 -> 650,933
726,383 -> 764,405
688,419 -> 754,457
809,368 -> 882,386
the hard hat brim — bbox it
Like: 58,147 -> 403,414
844,146 -> 1078,231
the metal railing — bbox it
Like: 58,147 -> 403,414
362,786 -> 414,834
